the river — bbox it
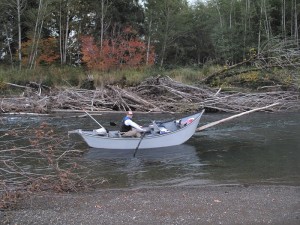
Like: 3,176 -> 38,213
1,111 -> 299,189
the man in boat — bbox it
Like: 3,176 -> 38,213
120,111 -> 146,137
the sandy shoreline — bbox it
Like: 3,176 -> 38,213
1,184 -> 299,225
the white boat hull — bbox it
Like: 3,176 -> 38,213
69,110 -> 204,149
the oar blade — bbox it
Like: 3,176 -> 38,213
110,122 -> 117,126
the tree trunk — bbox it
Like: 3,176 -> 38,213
32,19 -> 44,69
282,0 -> 286,40
229,0 -> 234,29
100,0 -> 104,53
3,24 -> 14,68
17,0 -> 22,69
215,0 -> 223,29
59,0 -> 70,65
159,5 -> 170,68
243,0 -> 250,59
146,17 -> 152,65
63,5 -> 69,64
294,0 -> 298,46
59,0 -> 63,64
28,0 -> 43,69
263,0 -> 271,40
258,0 -> 263,54
291,0 -> 294,39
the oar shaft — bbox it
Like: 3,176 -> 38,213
133,133 -> 146,157
84,110 -> 104,129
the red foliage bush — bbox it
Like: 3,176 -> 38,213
81,27 -> 155,70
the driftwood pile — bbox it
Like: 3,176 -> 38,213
1,76 -> 299,114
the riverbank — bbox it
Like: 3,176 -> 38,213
1,184 -> 299,225
1,76 -> 300,114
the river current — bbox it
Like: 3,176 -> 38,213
1,111 -> 299,189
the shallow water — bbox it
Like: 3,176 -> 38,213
1,111 -> 299,188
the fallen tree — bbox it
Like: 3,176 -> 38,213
196,103 -> 279,132
0,123 -> 105,209
202,39 -> 300,86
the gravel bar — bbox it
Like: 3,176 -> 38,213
1,184 -> 299,225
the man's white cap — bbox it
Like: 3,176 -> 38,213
127,111 -> 133,115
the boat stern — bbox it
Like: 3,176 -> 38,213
68,129 -> 82,135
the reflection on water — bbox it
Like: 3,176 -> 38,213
85,144 -> 198,161
81,144 -> 208,188
1,111 -> 299,189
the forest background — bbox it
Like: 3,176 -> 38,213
0,0 -> 299,91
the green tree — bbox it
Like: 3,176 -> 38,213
0,0 -> 27,69
144,0 -> 191,67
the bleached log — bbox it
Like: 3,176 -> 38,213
196,102 -> 280,132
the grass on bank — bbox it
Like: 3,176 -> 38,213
0,66 -> 208,89
0,65 -> 299,93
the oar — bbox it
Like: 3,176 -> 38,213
133,132 -> 146,157
84,110 -> 105,129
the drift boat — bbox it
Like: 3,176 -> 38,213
68,110 -> 204,149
